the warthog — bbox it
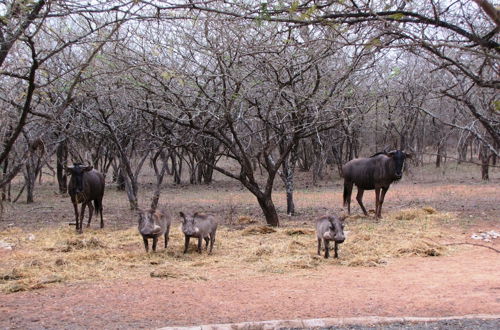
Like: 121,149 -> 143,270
179,212 -> 218,254
316,215 -> 346,259
138,209 -> 171,252
66,163 -> 105,234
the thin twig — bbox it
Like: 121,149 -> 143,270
444,242 -> 500,253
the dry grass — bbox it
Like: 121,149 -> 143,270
0,207 -> 458,293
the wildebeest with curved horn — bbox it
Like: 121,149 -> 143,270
342,150 -> 411,219
66,163 -> 105,234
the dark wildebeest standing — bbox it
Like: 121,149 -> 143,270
138,209 -> 171,252
342,150 -> 411,219
316,215 -> 346,259
180,212 -> 218,254
66,163 -> 105,234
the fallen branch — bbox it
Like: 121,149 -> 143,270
444,242 -> 500,253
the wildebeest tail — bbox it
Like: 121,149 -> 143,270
343,183 -> 352,207
94,199 -> 103,215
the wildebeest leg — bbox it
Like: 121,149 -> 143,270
183,235 -> 190,254
72,202 -> 80,233
164,224 -> 170,248
204,237 -> 209,250
317,238 -> 322,256
79,203 -> 87,234
344,182 -> 353,215
356,189 -> 368,216
143,237 -> 149,252
334,242 -> 339,258
374,188 -> 381,219
87,201 -> 94,228
323,239 -> 330,258
98,198 -> 104,228
377,187 -> 389,218
152,237 -> 158,252
197,237 -> 202,253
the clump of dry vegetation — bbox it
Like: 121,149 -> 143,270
0,208 -> 457,293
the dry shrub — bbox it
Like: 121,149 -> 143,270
0,268 -> 24,282
285,228 -> 314,236
150,269 -> 179,279
393,207 -> 437,221
288,240 -> 306,250
61,237 -> 106,252
237,216 -> 257,224
396,240 -> 443,257
345,257 -> 387,267
242,226 -> 276,236
422,206 -> 437,214
255,246 -> 273,256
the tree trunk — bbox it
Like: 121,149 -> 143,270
56,140 -> 68,194
479,145 -> 490,180
435,143 -> 444,168
24,161 -> 37,204
280,141 -> 298,216
256,194 -> 280,227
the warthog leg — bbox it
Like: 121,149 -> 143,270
209,232 -> 216,254
164,225 -> 170,248
152,237 -> 158,252
323,239 -> 330,258
183,235 -> 190,254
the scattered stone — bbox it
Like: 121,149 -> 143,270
470,230 -> 500,241
0,240 -> 14,250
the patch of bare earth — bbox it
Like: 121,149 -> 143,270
0,248 -> 499,329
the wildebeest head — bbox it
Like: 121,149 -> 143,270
387,150 -> 411,180
179,212 -> 199,236
66,163 -> 93,193
328,215 -> 346,243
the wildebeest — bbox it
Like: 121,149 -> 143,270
316,215 -> 346,258
179,212 -> 218,254
138,209 -> 171,252
342,150 -> 411,219
66,163 -> 105,234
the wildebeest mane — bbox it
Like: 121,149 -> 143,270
369,151 -> 388,158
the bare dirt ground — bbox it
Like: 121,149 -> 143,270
1,248 -> 499,329
0,164 -> 499,329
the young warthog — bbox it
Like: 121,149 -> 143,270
179,212 -> 218,254
316,215 -> 346,259
138,209 -> 171,252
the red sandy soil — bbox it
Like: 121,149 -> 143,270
1,248 -> 499,329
